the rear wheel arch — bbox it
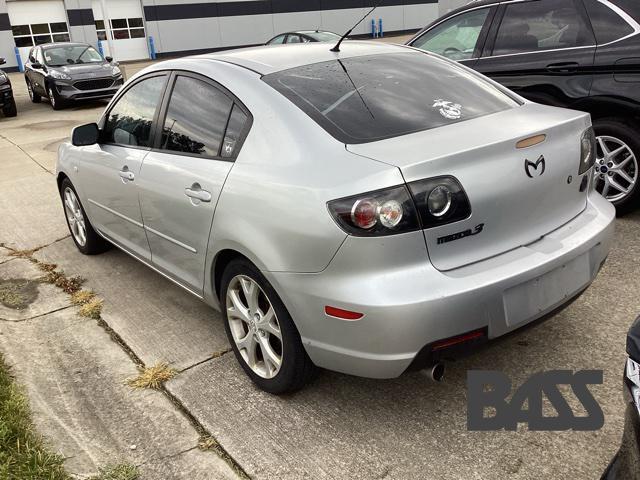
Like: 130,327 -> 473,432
213,249 -> 253,301
573,97 -> 640,126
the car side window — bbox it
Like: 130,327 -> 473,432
102,75 -> 166,148
583,0 -> 634,45
493,0 -> 593,56
221,104 -> 249,158
411,8 -> 490,61
270,34 -> 286,44
160,75 -> 233,157
287,34 -> 302,44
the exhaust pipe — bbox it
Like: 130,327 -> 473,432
425,362 -> 445,382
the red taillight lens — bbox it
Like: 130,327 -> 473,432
327,185 -> 419,237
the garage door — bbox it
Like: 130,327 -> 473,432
8,0 -> 70,63
92,0 -> 149,61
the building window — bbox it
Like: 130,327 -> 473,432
12,22 -> 70,48
95,18 -> 145,41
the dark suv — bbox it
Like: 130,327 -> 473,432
0,57 -> 17,117
24,43 -> 124,111
407,0 -> 640,211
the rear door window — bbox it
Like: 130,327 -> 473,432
411,8 -> 491,61
262,52 -> 518,144
583,0 -> 634,44
160,75 -> 233,157
493,0 -> 593,56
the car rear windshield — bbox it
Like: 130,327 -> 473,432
262,52 -> 519,144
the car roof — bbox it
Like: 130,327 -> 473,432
194,41 -> 416,75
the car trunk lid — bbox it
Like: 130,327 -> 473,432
346,103 -> 592,271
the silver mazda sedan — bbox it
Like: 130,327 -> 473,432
56,41 -> 615,393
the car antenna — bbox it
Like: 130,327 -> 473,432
330,0 -> 383,53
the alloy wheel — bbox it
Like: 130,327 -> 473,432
63,187 -> 87,247
27,82 -> 33,100
593,135 -> 638,203
226,275 -> 283,379
48,86 -> 56,108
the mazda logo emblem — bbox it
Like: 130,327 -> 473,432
525,155 -> 546,178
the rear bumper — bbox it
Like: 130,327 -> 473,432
268,193 -> 615,378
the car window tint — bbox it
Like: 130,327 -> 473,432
160,75 -> 233,157
263,53 -> 518,144
412,8 -> 490,61
270,34 -> 286,44
221,104 -> 248,158
103,75 -> 166,147
493,0 -> 593,55
583,0 -> 634,44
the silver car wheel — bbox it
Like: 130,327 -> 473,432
63,187 -> 87,247
594,135 -> 638,203
226,275 -> 283,379
27,82 -> 33,100
48,86 -> 56,108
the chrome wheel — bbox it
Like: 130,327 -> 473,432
594,135 -> 638,203
63,187 -> 87,247
226,275 -> 283,379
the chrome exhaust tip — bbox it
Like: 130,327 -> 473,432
426,362 -> 445,382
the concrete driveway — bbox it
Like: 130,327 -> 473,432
1,49 -> 640,479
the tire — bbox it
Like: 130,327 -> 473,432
27,79 -> 41,103
220,258 -> 315,394
592,118 -> 640,214
59,178 -> 111,255
2,99 -> 17,117
47,84 -> 65,110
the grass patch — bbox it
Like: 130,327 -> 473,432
78,298 -> 103,319
0,279 -> 39,310
126,363 -> 177,390
42,271 -> 84,295
70,290 -> 96,306
89,463 -> 139,480
7,248 -> 40,259
0,354 -> 69,479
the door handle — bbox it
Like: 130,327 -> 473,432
546,62 -> 579,73
119,170 -> 135,181
185,184 -> 212,203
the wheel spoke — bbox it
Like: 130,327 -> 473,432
601,180 -> 610,198
609,145 -> 627,159
258,335 -> 281,374
615,154 -> 633,170
598,137 -> 610,156
237,332 -> 258,366
228,289 -> 251,323
617,170 -> 635,185
609,177 -> 629,194
240,277 -> 259,313
259,307 -> 281,340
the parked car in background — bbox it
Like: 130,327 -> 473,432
25,43 -> 124,110
266,30 -> 341,45
0,57 -> 17,117
57,42 -> 614,394
602,315 -> 640,479
407,0 -> 640,211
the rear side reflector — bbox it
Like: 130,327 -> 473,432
432,329 -> 485,351
325,306 -> 364,321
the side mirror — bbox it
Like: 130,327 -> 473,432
72,123 -> 100,147
0,58 -> 5,66
105,56 -> 113,63
31,62 -> 42,69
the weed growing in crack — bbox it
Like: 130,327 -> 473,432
71,290 -> 96,306
198,435 -> 221,451
42,270 -> 84,294
126,362 -> 177,390
78,298 -> 103,319
89,463 -> 139,480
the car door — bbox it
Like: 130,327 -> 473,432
474,0 -> 596,108
408,6 -> 497,69
29,47 -> 47,95
138,72 -> 251,294
78,72 -> 168,261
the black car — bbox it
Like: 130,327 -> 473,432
0,57 -> 17,117
602,315 -> 640,479
24,42 -> 124,110
266,30 -> 341,45
407,0 -> 640,211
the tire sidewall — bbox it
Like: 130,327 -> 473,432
220,259 -> 307,394
593,118 -> 640,212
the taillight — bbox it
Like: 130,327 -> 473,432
327,185 -> 420,236
579,127 -> 596,175
407,176 -> 471,228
